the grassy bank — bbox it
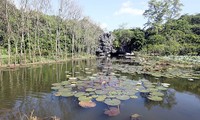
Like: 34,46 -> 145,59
0,54 -> 96,69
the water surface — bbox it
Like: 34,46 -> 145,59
0,58 -> 200,120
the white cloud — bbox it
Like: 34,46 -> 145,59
13,0 -> 20,9
100,23 -> 108,31
114,1 -> 144,16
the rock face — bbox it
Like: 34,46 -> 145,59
96,32 -> 116,56
0,36 -> 3,45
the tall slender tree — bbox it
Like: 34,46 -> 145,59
143,0 -> 183,33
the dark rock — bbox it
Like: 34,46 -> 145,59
96,32 -> 116,56
0,36 -> 3,45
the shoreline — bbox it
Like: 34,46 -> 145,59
0,56 -> 96,69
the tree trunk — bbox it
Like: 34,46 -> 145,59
36,14 -> 42,61
5,0 -> 11,65
0,47 -> 2,66
72,33 -> 75,59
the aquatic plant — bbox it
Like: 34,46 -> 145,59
112,57 -> 200,80
78,101 -> 96,108
104,107 -> 120,116
104,99 -> 121,106
52,64 -> 171,110
130,113 -> 141,120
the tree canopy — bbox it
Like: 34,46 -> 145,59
0,0 -> 103,65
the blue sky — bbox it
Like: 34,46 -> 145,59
77,0 -> 200,31
13,0 -> 200,31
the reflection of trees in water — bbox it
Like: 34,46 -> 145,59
3,94 -> 78,119
142,89 -> 177,110
143,74 -> 200,96
0,63 -> 65,118
68,59 -> 97,78
97,57 -> 112,74
0,59 -> 97,119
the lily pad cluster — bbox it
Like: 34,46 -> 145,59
112,57 -> 200,80
138,79 -> 169,101
52,70 -> 170,107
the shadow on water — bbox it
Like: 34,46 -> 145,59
0,58 -> 200,120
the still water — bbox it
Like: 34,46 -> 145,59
0,58 -> 200,120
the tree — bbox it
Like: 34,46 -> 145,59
113,28 -> 146,52
0,0 -> 103,66
5,0 -> 11,65
143,0 -> 183,33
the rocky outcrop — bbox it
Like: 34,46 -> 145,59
96,33 -> 116,56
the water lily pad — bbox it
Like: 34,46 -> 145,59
109,72 -> 115,76
96,95 -> 106,102
104,99 -> 121,106
61,81 -> 70,85
156,86 -> 167,91
58,88 -> 71,92
66,75 -> 71,78
95,90 -> 107,95
108,91 -> 118,95
107,95 -> 116,99
131,113 -> 141,119
115,74 -> 121,77
148,96 -> 163,101
52,83 -> 61,86
104,107 -> 120,116
91,95 -> 99,98
85,71 -> 92,74
80,78 -> 89,81
147,88 -> 157,92
124,90 -> 137,96
85,68 -> 89,71
51,86 -> 62,90
161,83 -> 170,87
150,92 -> 164,96
89,92 -> 95,95
79,101 -> 96,108
140,89 -> 150,93
69,77 -> 77,80
74,92 -> 86,97
92,74 -> 98,77
75,72 -> 80,74
85,88 -> 96,92
145,84 -> 155,88
54,92 -> 61,96
188,78 -> 194,82
65,71 -> 70,73
70,83 -> 76,87
116,95 -> 130,100
130,95 -> 138,99
60,92 -> 74,97
89,77 -> 96,80
78,96 -> 92,102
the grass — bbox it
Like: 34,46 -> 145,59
23,110 -> 60,120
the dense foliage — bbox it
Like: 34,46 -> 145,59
112,0 -> 200,56
0,0 -> 103,65
113,28 -> 145,53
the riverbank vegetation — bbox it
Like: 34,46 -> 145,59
113,0 -> 200,56
0,0 -> 102,66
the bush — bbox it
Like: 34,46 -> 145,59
147,34 -> 166,45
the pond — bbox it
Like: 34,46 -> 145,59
0,58 -> 200,120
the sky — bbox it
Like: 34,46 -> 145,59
77,0 -> 200,31
13,0 -> 200,31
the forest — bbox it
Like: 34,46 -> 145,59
0,0 -> 103,66
0,0 -> 200,67
113,14 -> 200,56
113,0 -> 200,56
